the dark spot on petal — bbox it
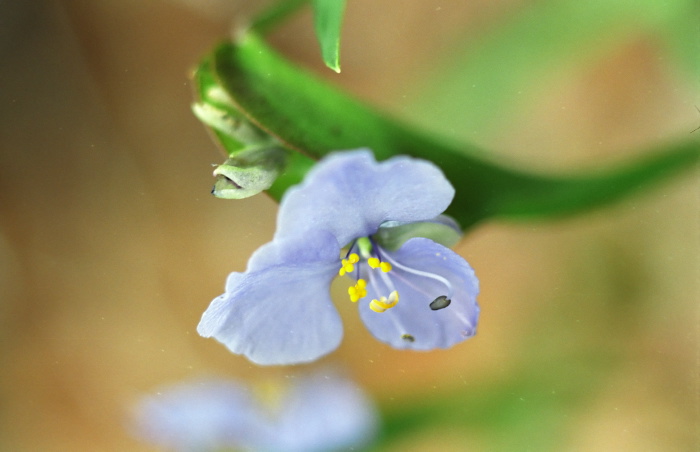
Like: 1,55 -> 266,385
430,295 -> 451,311
401,334 -> 415,342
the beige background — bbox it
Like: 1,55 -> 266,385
0,1 -> 697,450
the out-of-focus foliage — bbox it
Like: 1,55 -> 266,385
194,34 -> 698,230
312,0 -> 346,72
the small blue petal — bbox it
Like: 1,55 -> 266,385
247,230 -> 340,271
359,238 -> 479,350
132,372 -> 378,452
198,255 -> 343,365
131,379 -> 266,452
269,371 -> 379,452
276,150 -> 455,245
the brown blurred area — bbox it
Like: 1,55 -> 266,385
0,1 -> 697,451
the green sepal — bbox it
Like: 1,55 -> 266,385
374,220 -> 462,252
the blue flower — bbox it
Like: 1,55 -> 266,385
198,150 -> 480,365
131,372 -> 378,452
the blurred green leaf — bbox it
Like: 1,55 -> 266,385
203,33 -> 699,230
312,0 -> 346,72
410,0 -> 697,137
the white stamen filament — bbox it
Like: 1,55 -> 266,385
382,251 -> 454,299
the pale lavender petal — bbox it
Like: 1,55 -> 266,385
198,258 -> 343,365
131,379 -> 266,452
246,230 -> 340,272
132,372 -> 378,452
276,150 -> 455,245
359,238 -> 479,350
271,371 -> 379,452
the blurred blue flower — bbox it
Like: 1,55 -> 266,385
198,150 -> 480,365
132,371 -> 378,452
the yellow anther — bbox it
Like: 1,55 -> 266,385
379,262 -> 392,273
348,253 -> 359,264
369,299 -> 386,313
348,279 -> 368,303
348,287 -> 360,302
387,290 -> 399,306
369,291 -> 399,313
368,257 -> 380,269
338,257 -> 356,276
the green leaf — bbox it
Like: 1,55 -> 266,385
312,0 -> 346,72
204,34 -> 699,230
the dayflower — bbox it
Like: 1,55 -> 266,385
131,371 -> 377,452
198,149 -> 479,365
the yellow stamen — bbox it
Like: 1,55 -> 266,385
379,262 -> 392,273
369,299 -> 384,313
369,290 -> 399,313
347,279 -> 368,303
368,257 -> 380,269
338,256 -> 356,276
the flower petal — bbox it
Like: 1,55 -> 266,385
276,150 -> 455,245
247,230 -> 340,272
131,379 -> 266,452
358,238 -> 479,350
198,256 -> 343,365
270,371 -> 379,452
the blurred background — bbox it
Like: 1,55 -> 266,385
0,0 -> 697,450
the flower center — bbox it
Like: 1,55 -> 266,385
338,237 -> 456,313
338,238 -> 398,313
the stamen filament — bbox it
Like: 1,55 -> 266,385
382,251 -> 454,299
